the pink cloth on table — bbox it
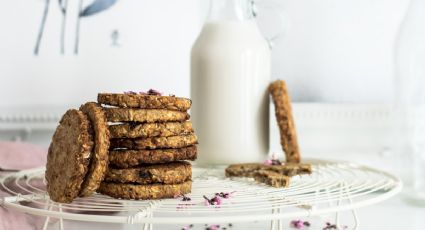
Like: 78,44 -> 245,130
1,190 -> 35,230
0,141 -> 47,171
0,141 -> 47,230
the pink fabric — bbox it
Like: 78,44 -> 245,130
0,141 -> 47,230
0,141 -> 47,171
1,190 -> 35,230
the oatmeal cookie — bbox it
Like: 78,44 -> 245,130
104,108 -> 189,123
98,93 -> 192,111
269,80 -> 301,163
254,170 -> 290,188
109,146 -> 197,168
45,109 -> 93,203
110,134 -> 198,150
104,161 -> 192,184
78,102 -> 110,197
109,121 -> 193,139
97,181 -> 192,200
225,163 -> 311,178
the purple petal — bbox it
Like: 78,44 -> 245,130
124,91 -> 137,95
147,89 -> 162,96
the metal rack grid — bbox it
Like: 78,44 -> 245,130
0,159 -> 402,230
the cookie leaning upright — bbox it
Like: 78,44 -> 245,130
45,109 -> 94,203
78,102 -> 110,197
268,80 -> 301,163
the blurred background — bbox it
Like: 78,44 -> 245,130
0,0 -> 410,168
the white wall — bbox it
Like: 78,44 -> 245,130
0,0 -> 203,108
267,0 -> 410,103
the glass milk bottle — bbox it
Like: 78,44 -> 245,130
191,0 -> 273,164
394,0 -> 425,203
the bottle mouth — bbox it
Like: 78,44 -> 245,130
207,0 -> 255,22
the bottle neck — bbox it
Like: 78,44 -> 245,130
207,0 -> 255,22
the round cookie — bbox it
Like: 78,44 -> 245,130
98,93 -> 192,111
110,134 -> 198,150
105,161 -> 192,184
79,102 -> 110,197
45,109 -> 93,203
98,181 -> 192,200
104,108 -> 189,123
109,146 -> 198,168
109,121 -> 193,139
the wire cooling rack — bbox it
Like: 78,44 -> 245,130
0,159 -> 402,230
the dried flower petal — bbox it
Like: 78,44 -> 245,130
264,159 -> 273,165
124,91 -> 137,95
290,220 -> 311,229
203,196 -> 211,206
212,196 -> 222,205
216,192 -> 232,198
203,195 -> 221,206
204,192 -> 234,206
322,222 -> 342,230
147,89 -> 162,95
205,224 -> 220,230
264,156 -> 283,165
274,159 -> 281,165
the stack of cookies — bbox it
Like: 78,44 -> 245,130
96,91 -> 198,200
45,91 -> 197,203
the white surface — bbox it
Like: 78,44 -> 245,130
33,195 -> 425,230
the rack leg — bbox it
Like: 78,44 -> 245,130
142,209 -> 153,230
334,208 -> 340,228
270,208 -> 276,230
342,181 -> 359,230
42,202 -> 53,230
349,209 -> 359,230
270,207 -> 282,230
59,204 -> 64,230
143,222 -> 152,230
270,220 -> 276,230
277,208 -> 282,230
